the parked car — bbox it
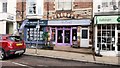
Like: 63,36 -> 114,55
0,34 -> 26,60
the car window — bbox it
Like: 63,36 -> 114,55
8,36 -> 22,41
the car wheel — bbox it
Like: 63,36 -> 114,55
0,50 -> 6,60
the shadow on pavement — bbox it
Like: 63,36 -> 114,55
3,54 -> 25,60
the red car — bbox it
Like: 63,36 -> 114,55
0,34 -> 26,60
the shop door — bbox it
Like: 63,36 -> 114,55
57,29 -> 71,46
64,30 -> 70,43
80,28 -> 89,47
57,30 -> 63,43
117,33 -> 120,54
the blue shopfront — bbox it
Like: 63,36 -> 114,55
24,19 -> 48,48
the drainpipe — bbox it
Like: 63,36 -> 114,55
22,0 -> 24,21
91,1 -> 96,61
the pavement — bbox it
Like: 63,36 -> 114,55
25,47 -> 120,66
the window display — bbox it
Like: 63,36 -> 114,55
72,29 -> 77,41
51,29 -> 56,41
97,24 -> 115,51
26,27 -> 44,41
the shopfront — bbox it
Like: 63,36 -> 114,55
48,19 -> 91,47
24,19 -> 48,47
94,15 -> 120,56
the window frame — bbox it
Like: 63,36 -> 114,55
56,0 -> 72,10
3,2 -> 7,12
27,0 -> 37,15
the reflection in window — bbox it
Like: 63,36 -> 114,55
117,25 -> 120,30
102,25 -> 106,29
97,24 -> 115,51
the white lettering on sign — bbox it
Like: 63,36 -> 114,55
62,21 -> 71,24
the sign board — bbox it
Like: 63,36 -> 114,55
48,19 -> 91,25
25,20 -> 48,27
96,16 -> 120,24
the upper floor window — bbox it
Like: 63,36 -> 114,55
56,0 -> 72,10
27,0 -> 36,14
3,2 -> 7,12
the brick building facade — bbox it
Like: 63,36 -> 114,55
42,0 -> 93,47
20,0 -> 93,48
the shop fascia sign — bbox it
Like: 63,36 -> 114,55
7,15 -> 14,21
26,20 -> 48,26
96,16 -> 120,24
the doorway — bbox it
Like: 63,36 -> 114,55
80,28 -> 89,47
57,27 -> 71,46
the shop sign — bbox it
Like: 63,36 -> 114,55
48,20 -> 91,25
25,20 -> 48,27
117,17 -> 120,22
96,16 -> 120,24
7,15 -> 14,20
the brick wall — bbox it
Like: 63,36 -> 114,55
16,0 -> 26,22
43,1 -> 93,20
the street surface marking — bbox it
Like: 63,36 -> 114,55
0,61 -> 7,62
37,65 -> 45,66
12,62 -> 28,67
12,62 -> 34,68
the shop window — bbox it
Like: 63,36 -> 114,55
97,37 -> 101,43
26,27 -> 44,41
112,25 -> 115,29
112,31 -> 115,36
51,29 -> 56,41
97,31 -> 101,36
97,24 -> 115,51
102,25 -> 106,30
107,25 -> 111,29
57,30 -> 63,43
72,29 -> 77,41
117,25 -> 120,30
97,25 -> 101,30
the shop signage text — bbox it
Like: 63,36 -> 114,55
25,20 -> 48,26
96,16 -> 120,24
7,15 -> 14,20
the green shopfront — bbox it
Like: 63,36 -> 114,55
94,15 -> 120,56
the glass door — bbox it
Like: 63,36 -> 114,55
64,30 -> 70,43
80,28 -> 89,47
57,30 -> 63,43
